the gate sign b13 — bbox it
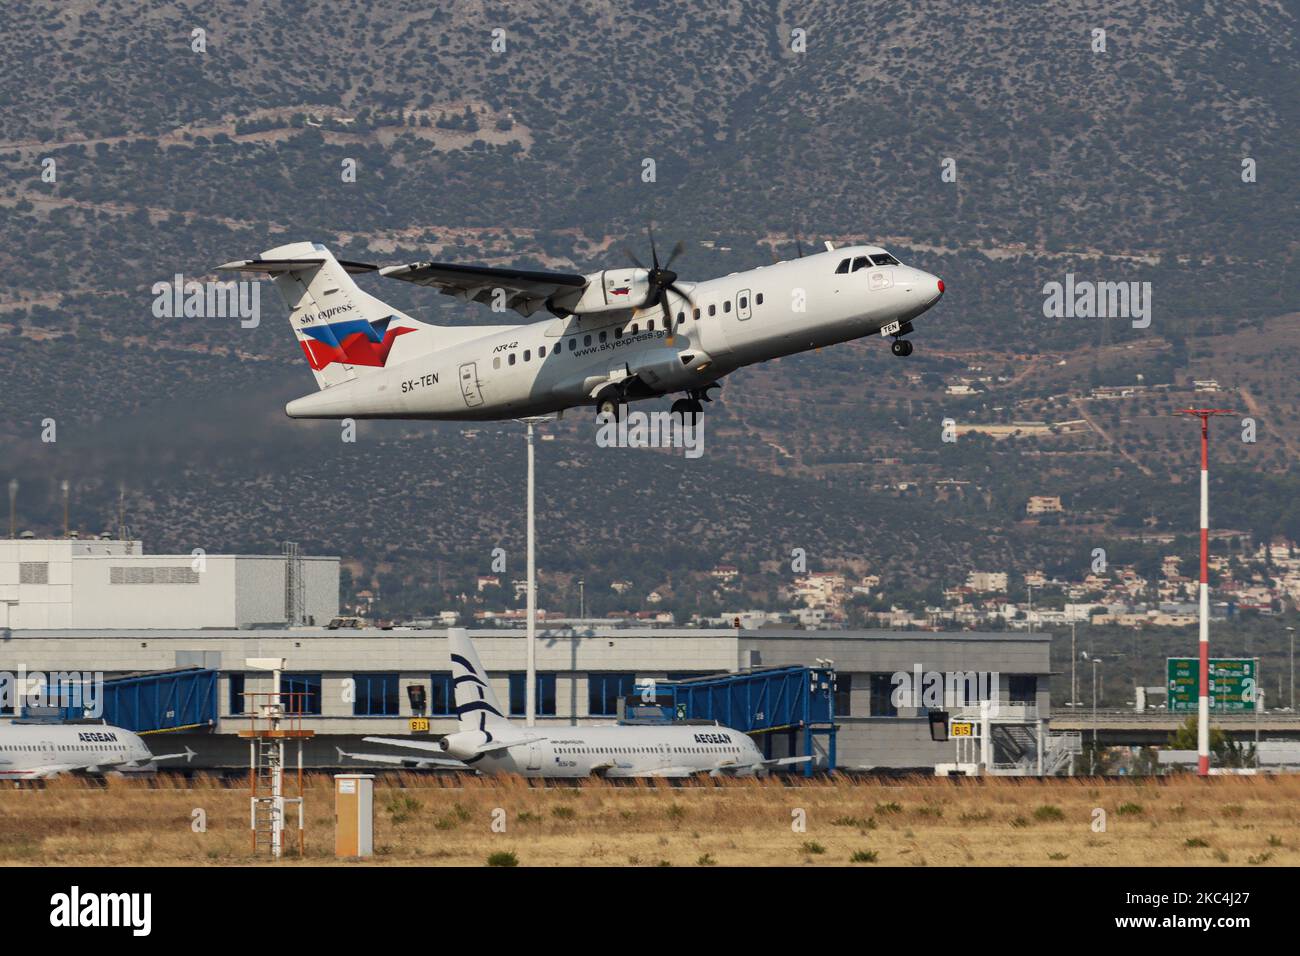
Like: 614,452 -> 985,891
1167,658 -> 1257,713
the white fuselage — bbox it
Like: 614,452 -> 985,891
285,245 -> 943,421
0,722 -> 153,779
471,724 -> 768,778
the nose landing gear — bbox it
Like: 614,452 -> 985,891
891,338 -> 913,357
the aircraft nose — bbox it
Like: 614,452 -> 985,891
899,269 -> 944,309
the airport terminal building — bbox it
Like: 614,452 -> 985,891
0,626 -> 1051,771
0,538 -> 339,629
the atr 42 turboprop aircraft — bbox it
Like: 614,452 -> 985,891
219,233 -> 943,421
0,722 -> 195,780
339,629 -> 809,778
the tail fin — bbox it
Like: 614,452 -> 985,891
218,241 -> 437,389
448,627 -> 512,733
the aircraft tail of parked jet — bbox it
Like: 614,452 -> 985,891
449,625 -> 511,736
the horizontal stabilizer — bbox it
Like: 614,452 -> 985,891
338,747 -> 465,770
217,257 -> 378,275
763,755 -> 813,767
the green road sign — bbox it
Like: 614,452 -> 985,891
1167,658 -> 1258,713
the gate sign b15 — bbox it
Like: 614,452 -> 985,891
1167,658 -> 1257,713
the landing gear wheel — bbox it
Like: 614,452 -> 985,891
596,396 -> 620,420
671,398 -> 703,425
891,338 -> 913,357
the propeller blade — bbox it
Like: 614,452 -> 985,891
659,289 -> 675,344
624,247 -> 646,270
795,237 -> 806,258
665,240 -> 686,270
667,282 -> 694,308
647,224 -> 660,270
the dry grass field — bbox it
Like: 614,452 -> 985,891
1,773 -> 1296,867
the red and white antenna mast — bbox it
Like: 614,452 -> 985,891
1175,408 -> 1233,777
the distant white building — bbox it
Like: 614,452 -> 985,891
0,538 -> 338,630
966,571 -> 1009,593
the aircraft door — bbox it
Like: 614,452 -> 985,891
737,289 -> 752,320
696,298 -> 733,356
459,362 -> 484,408
527,742 -> 543,771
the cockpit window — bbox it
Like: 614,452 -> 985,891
869,253 -> 900,266
835,258 -> 850,274
850,256 -> 870,272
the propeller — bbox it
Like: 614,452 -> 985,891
626,224 -> 693,345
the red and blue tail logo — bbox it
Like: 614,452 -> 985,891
299,316 -> 413,371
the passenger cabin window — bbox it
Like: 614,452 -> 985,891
835,258 -> 851,274
523,349 -> 530,361
723,301 -> 731,313
493,357 -> 501,369
870,253 -> 900,266
569,338 -> 577,350
851,256 -> 870,272
677,311 -> 685,323
631,323 -> 638,334
693,308 -> 701,320
539,345 -> 546,357
739,296 -> 747,310
599,331 -> 607,343
508,353 -> 517,366
584,335 -> 592,346
615,327 -> 622,339
708,304 -> 716,316
756,293 -> 764,305
648,319 -> 655,331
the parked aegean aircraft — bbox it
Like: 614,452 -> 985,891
340,629 -> 808,778
0,721 -> 195,780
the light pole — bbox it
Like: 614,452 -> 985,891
1176,407 -> 1232,777
1288,626 -> 1295,712
1070,620 -> 1078,707
521,418 -> 543,728
1090,658 -> 1102,775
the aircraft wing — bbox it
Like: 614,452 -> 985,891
379,260 -> 588,317
604,766 -> 699,778
338,747 -> 466,770
361,735 -> 543,756
0,764 -> 80,780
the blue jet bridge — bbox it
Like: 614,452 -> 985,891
621,665 -> 837,774
37,667 -> 218,734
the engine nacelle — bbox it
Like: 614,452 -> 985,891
552,269 -> 649,315
631,346 -> 712,392
438,730 -> 489,760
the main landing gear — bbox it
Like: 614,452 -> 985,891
672,384 -> 717,424
891,338 -> 913,357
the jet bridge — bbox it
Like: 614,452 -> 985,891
38,667 -> 218,735
620,665 -> 837,775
